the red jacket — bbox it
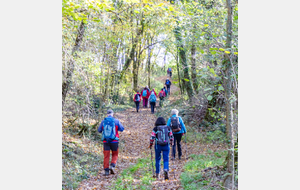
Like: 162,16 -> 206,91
141,89 -> 150,99
133,93 -> 142,102
159,90 -> 166,97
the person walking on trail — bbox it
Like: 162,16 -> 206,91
158,88 -> 166,107
146,86 -> 151,107
133,91 -> 141,112
163,86 -> 168,97
167,68 -> 172,78
149,91 -> 157,114
141,87 -> 150,108
150,88 -> 157,97
98,109 -> 124,176
167,109 -> 187,160
150,117 -> 174,180
165,78 -> 172,95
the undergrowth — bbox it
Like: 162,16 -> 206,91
156,96 -> 228,144
62,133 -> 103,189
109,156 -> 155,190
181,150 -> 227,190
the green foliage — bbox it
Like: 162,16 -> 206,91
109,157 -> 155,189
62,134 -> 103,189
181,151 -> 227,189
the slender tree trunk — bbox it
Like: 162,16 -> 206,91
176,47 -> 182,95
120,15 -> 144,80
174,26 -> 194,99
62,21 -> 85,108
191,42 -> 198,92
223,0 -> 235,188
133,51 -> 138,91
147,37 -> 152,89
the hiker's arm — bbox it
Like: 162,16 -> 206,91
179,117 -> 187,133
150,127 -> 157,145
166,118 -> 171,127
98,121 -> 104,133
169,128 -> 174,144
117,120 -> 124,132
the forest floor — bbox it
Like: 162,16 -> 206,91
76,76 -> 225,190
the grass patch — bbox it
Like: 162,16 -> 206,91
181,150 -> 227,190
109,157 -> 155,190
62,134 -> 103,189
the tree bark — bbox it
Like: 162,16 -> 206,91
223,0 -> 235,188
147,37 -> 153,89
62,21 -> 85,108
120,12 -> 144,80
176,47 -> 182,95
191,42 -> 198,92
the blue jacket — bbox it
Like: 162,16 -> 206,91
98,115 -> 124,143
167,115 -> 187,134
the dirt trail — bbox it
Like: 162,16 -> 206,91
77,76 -> 222,190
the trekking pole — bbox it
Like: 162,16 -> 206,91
150,147 -> 155,177
185,133 -> 187,162
172,144 -> 176,179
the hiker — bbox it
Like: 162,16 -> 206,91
158,88 -> 166,107
163,86 -> 168,97
167,109 -> 186,160
141,87 -> 150,108
146,85 -> 150,92
150,88 -> 157,97
98,109 -> 124,176
150,117 -> 174,179
149,91 -> 157,114
133,91 -> 141,112
167,68 -> 172,78
165,78 -> 172,95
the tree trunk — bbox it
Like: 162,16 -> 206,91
176,47 -> 182,95
223,0 -> 235,188
191,43 -> 198,92
147,37 -> 152,89
62,21 -> 85,108
133,51 -> 138,91
120,12 -> 144,80
174,26 -> 194,100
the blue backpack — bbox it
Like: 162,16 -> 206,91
102,117 -> 118,142
142,90 -> 147,97
166,80 -> 170,85
149,94 -> 156,102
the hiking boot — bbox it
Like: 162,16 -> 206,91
110,165 -> 115,174
171,157 -> 175,161
103,170 -> 109,176
179,156 -> 181,160
164,169 -> 169,180
155,173 -> 159,178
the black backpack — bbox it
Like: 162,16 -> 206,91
170,117 -> 181,132
156,125 -> 170,145
135,94 -> 140,101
